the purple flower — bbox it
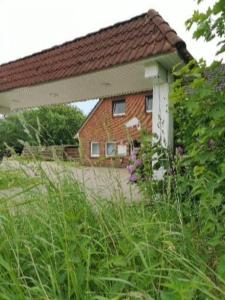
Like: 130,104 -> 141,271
130,153 -> 136,162
127,164 -> 136,174
129,174 -> 138,183
135,159 -> 142,167
130,148 -> 139,162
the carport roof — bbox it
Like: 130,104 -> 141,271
0,9 -> 191,93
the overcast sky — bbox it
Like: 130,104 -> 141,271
0,0 -> 222,114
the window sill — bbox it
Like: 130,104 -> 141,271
113,113 -> 125,117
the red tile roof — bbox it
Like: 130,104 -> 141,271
0,9 -> 191,93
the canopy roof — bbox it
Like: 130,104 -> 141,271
0,9 -> 191,93
0,9 -> 191,113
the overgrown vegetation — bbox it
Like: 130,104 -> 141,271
0,104 -> 85,158
0,168 -> 224,299
0,0 -> 224,298
0,169 -> 40,190
171,60 -> 225,235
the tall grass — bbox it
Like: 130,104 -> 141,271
0,166 -> 224,299
0,169 -> 40,191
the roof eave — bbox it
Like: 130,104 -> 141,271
175,41 -> 193,63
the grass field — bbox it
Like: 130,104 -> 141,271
0,169 -> 40,191
0,166 -> 224,299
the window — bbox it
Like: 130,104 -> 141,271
91,142 -> 100,157
133,140 -> 141,148
146,95 -> 153,113
130,140 -> 141,156
106,142 -> 117,157
113,100 -> 125,116
118,145 -> 127,157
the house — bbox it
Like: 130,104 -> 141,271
0,9 -> 191,170
77,92 -> 153,167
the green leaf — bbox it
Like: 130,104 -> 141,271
217,255 -> 225,279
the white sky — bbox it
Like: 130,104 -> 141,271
0,0 -> 223,115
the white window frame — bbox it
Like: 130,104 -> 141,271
117,144 -> 127,157
91,142 -> 100,158
146,95 -> 153,113
113,100 -> 126,117
105,142 -> 117,157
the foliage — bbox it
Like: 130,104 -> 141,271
0,166 -> 225,299
171,59 -> 225,238
134,60 -> 225,271
0,114 -> 26,158
186,0 -> 225,54
0,105 -> 85,158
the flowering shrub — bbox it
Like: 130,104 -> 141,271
127,131 -> 174,206
127,131 -> 169,185
127,148 -> 142,183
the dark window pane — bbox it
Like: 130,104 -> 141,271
146,96 -> 153,112
113,100 -> 125,115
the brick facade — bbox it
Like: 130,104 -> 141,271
79,91 -> 152,167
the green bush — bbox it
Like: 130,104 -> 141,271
171,61 -> 225,237
0,105 -> 85,157
134,61 -> 225,222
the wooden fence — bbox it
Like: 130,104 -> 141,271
22,145 -> 79,161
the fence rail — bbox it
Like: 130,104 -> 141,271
22,145 -> 80,161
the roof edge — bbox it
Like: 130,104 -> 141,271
0,12 -> 147,68
147,9 -> 193,63
176,42 -> 193,63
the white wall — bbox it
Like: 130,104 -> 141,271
145,62 -> 173,180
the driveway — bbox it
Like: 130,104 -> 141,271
1,160 -> 141,202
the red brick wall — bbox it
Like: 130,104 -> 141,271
79,91 -> 152,167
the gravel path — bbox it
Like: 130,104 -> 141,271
1,160 -> 141,202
